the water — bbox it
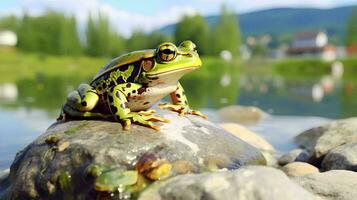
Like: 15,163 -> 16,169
1,64 -> 356,170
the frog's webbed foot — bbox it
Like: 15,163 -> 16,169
137,109 -> 156,115
158,103 -> 208,119
122,112 -> 170,131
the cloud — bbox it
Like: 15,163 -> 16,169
1,0 -> 198,37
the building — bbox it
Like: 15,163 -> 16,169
287,31 -> 337,61
0,30 -> 17,47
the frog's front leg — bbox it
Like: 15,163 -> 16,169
108,84 -> 169,131
159,82 -> 207,119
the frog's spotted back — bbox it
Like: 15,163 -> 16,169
91,49 -> 155,83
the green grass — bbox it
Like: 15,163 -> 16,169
0,48 -> 108,83
273,57 -> 357,78
0,48 -> 240,83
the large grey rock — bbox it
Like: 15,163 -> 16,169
139,166 -> 318,200
293,170 -> 357,200
0,110 -> 265,200
278,149 -> 311,166
295,118 -> 357,159
218,105 -> 266,125
321,142 -> 357,171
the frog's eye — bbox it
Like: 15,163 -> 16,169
157,44 -> 177,62
141,59 -> 155,72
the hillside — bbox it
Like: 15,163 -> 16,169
159,6 -> 356,45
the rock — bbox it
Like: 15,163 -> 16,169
261,151 -> 278,167
293,170 -> 357,200
139,166 -> 317,200
220,123 -> 277,167
321,142 -> 357,171
0,110 -> 265,200
295,118 -> 357,159
278,149 -> 311,166
0,169 -> 10,199
218,105 -> 266,125
281,162 -> 319,177
220,123 -> 275,153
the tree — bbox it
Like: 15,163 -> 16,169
175,15 -> 209,55
59,16 -> 82,55
108,31 -> 125,57
0,15 -> 19,31
147,31 -> 172,48
346,7 -> 357,46
210,6 -> 241,56
17,11 -> 82,55
126,30 -> 150,51
85,13 -> 110,57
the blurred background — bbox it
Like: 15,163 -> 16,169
1,0 -> 357,169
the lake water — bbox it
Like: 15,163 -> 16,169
1,64 -> 356,170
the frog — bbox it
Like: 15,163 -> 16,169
59,40 -> 207,131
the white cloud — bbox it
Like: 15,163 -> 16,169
1,0 -> 198,37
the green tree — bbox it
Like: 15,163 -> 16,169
126,30 -> 150,51
17,11 -> 82,55
59,16 -> 82,55
108,31 -> 125,57
17,13 -> 35,51
175,15 -> 209,55
210,6 -> 241,56
346,7 -> 357,46
85,13 -> 110,57
147,31 -> 172,48
0,15 -> 19,31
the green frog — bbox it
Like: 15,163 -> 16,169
59,40 -> 207,130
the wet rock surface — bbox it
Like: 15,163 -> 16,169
295,118 -> 357,159
0,110 -> 265,200
321,142 -> 357,171
293,170 -> 357,200
139,166 -> 318,200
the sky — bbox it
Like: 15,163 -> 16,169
0,0 -> 357,36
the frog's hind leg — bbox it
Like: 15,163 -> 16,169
107,84 -> 169,130
62,84 -> 109,119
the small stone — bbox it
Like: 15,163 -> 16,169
46,181 -> 56,195
278,149 -> 311,166
321,142 -> 357,171
293,170 -> 357,200
218,105 -> 266,125
281,162 -> 319,177
57,141 -> 70,152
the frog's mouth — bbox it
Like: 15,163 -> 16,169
146,66 -> 200,79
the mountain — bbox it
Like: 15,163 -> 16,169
159,6 -> 356,45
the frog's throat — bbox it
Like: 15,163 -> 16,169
146,66 -> 200,78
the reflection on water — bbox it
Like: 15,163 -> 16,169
0,83 -> 18,101
1,61 -> 357,169
239,74 -> 357,118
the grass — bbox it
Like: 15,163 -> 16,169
0,48 -> 240,83
272,57 -> 357,78
0,48 -> 108,83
